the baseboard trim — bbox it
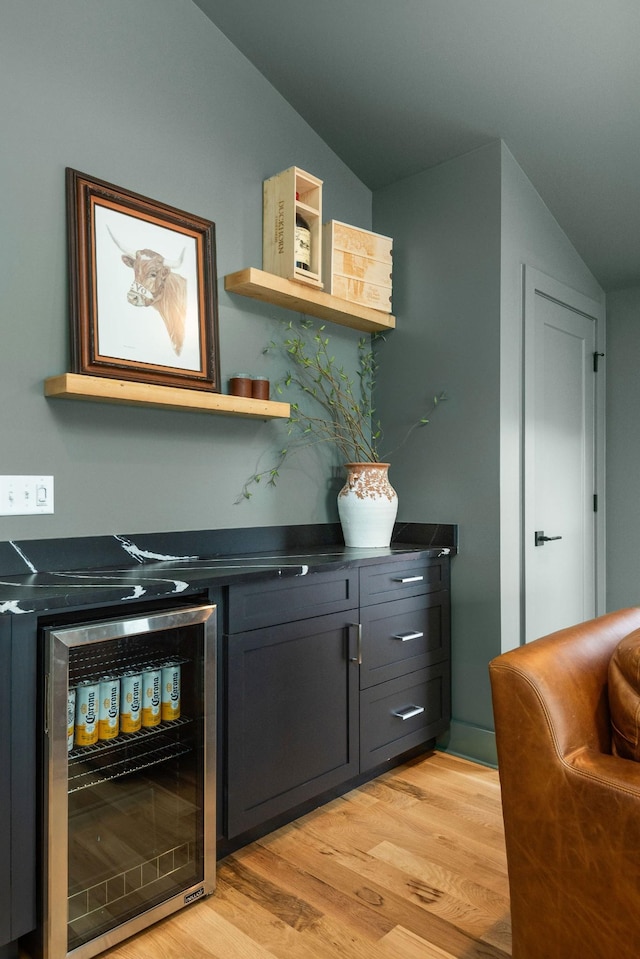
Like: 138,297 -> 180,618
437,720 -> 497,768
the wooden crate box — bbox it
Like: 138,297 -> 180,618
263,166 -> 323,288
323,220 -> 393,312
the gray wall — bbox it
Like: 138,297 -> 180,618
373,141 -> 604,764
373,142 -> 503,763
606,287 -> 640,611
0,0 -> 371,541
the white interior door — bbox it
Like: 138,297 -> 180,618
523,269 -> 602,643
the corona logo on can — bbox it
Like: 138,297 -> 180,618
74,681 -> 99,747
99,677 -> 120,740
120,672 -> 142,734
142,669 -> 162,728
161,663 -> 181,722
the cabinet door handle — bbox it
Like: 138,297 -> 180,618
349,622 -> 362,665
392,630 -> 424,642
392,704 -> 425,721
393,575 -> 424,584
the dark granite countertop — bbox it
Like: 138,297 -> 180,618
0,522 -> 457,616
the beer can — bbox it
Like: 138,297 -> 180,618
67,686 -> 76,753
120,671 -> 142,733
161,662 -> 181,722
74,680 -> 99,747
99,676 -> 120,741
142,668 -> 161,728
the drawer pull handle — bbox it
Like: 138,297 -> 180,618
392,704 -> 425,721
392,630 -> 424,642
393,575 -> 424,584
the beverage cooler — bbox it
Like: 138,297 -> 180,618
39,602 -> 216,959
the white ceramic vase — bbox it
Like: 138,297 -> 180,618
337,462 -> 398,548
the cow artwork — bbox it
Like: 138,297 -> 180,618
107,226 -> 188,356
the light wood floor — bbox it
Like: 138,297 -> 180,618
96,750 -> 511,959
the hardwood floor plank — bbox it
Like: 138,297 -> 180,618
103,899 -> 281,959
379,925 -> 457,959
388,759 -> 504,815
218,857 -> 324,931
368,841 -> 510,951
205,879 -> 377,959
371,840 -> 508,915
357,770 -> 507,852
381,797 -> 508,886
205,879 -> 404,959
229,843 -> 396,940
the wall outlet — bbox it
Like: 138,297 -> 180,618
0,475 -> 54,515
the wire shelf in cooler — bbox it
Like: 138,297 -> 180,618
68,718 -> 192,793
68,644 -> 190,688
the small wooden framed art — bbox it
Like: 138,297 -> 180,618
66,168 -> 220,391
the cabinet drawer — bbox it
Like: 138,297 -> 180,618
360,590 -> 449,689
360,663 -> 450,772
227,568 -> 358,631
360,557 -> 449,606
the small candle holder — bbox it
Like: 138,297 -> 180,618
251,377 -> 270,400
228,373 -> 252,397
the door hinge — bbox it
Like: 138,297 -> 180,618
594,494 -> 598,512
593,352 -> 605,372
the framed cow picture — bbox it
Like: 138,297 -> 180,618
66,168 -> 221,391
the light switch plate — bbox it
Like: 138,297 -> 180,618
0,475 -> 54,515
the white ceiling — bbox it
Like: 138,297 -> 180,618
193,0 -> 640,292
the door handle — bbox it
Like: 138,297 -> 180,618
534,530 -> 563,547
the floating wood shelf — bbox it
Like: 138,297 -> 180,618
44,373 -> 290,420
224,267 -> 396,333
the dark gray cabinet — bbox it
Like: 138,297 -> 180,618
0,614 -> 36,951
225,569 -> 360,838
0,616 -> 10,947
359,557 -> 451,772
224,556 -> 451,843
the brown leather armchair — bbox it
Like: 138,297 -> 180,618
489,608 -> 640,959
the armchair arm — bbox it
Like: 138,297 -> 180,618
571,745 -> 640,795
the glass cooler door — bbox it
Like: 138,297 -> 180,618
43,604 -> 216,959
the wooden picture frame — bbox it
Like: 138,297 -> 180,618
66,168 -> 220,391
